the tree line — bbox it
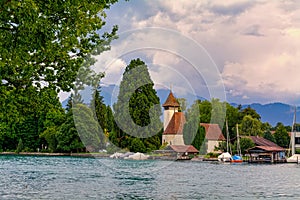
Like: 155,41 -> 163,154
0,56 -> 293,154
183,99 -> 292,154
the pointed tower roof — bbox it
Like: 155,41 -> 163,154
162,91 -> 180,108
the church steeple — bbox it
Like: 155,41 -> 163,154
162,91 -> 180,108
162,91 -> 185,146
162,91 -> 180,131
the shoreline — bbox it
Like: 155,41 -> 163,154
0,152 -> 111,158
0,152 -> 187,161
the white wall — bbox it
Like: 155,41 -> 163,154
206,140 -> 220,153
162,134 -> 184,146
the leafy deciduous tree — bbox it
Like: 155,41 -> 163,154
274,124 -> 290,148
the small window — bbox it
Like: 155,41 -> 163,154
295,137 -> 300,144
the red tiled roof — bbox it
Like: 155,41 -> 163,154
166,145 -> 199,153
162,91 -> 180,107
164,112 -> 185,135
248,145 -> 285,152
200,123 -> 225,140
248,136 -> 281,147
246,136 -> 285,152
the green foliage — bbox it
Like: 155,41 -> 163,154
106,106 -> 114,133
183,101 -> 205,151
216,141 -> 233,153
73,103 -> 105,152
263,130 -> 276,143
130,138 -> 146,153
16,138 -> 23,153
205,152 -> 219,158
294,123 -> 300,132
199,100 -> 212,123
210,98 -> 226,127
240,106 -> 261,120
240,115 -> 263,136
0,0 -> 118,92
113,58 -> 162,151
0,1 -> 118,152
177,98 -> 187,112
274,124 -> 290,148
39,104 -> 66,152
236,137 -> 255,155
224,103 -> 240,139
91,87 -> 108,131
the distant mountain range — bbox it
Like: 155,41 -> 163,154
230,102 -> 297,126
62,84 -> 298,126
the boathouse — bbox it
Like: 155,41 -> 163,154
159,145 -> 199,160
246,136 -> 286,163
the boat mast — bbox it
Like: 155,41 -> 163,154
226,118 -> 229,153
290,106 -> 297,156
236,124 -> 241,156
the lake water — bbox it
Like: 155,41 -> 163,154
1,155 -> 300,199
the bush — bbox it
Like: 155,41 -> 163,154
130,138 -> 146,153
205,152 -> 219,158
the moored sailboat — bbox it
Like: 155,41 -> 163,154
287,106 -> 300,163
218,119 -> 232,162
231,124 -> 243,163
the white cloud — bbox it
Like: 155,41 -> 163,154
104,0 -> 300,104
222,51 -> 300,103
151,51 -> 182,66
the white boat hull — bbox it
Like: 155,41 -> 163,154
218,152 -> 232,162
287,154 -> 300,163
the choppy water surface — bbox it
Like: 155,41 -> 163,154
1,155 -> 300,199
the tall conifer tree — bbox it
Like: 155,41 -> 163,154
113,58 -> 162,152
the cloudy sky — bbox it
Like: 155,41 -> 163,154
93,0 -> 300,105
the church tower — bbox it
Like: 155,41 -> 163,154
162,91 -> 180,131
162,91 -> 185,145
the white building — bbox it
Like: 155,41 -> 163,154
200,123 -> 225,153
291,131 -> 300,155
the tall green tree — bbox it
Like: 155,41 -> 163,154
56,96 -> 84,153
199,100 -> 212,123
240,115 -> 263,136
263,130 -> 276,143
210,98 -> 226,127
240,106 -> 261,120
73,103 -> 104,151
113,58 -> 162,152
224,102 -> 240,140
40,107 -> 65,152
183,100 -> 207,153
235,137 -> 255,155
91,86 -> 108,132
274,124 -> 290,148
